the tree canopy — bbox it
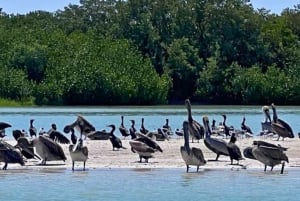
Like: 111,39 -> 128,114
0,0 -> 299,105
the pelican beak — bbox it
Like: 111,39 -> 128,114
72,140 -> 80,152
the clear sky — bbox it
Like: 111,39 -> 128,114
0,0 -> 299,15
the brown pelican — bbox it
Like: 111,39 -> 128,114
185,99 -> 204,142
203,116 -> 229,161
68,128 -> 88,171
63,115 -> 96,139
0,140 -> 25,170
129,133 -> 163,163
13,130 -> 41,160
271,103 -> 294,140
140,118 -> 149,134
261,106 -> 272,133
180,121 -> 206,172
129,120 -> 137,139
0,122 -> 11,138
251,140 -> 289,173
17,132 -> 68,165
243,140 -> 288,160
226,133 -> 244,165
86,130 -> 110,140
241,116 -> 253,135
107,124 -> 126,151
119,116 -> 130,139
29,119 -> 37,137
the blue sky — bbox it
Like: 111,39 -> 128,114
0,0 -> 298,15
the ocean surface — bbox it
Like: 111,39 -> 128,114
1,105 -> 300,139
0,168 -> 299,201
0,105 -> 300,201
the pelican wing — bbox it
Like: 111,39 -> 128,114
191,147 -> 205,161
0,140 -> 24,164
87,130 -> 110,140
16,137 -> 41,160
272,121 -> 294,138
39,136 -> 67,160
75,115 -> 96,133
189,120 -> 203,140
49,131 -> 70,144
277,119 -> 294,138
259,146 -> 289,163
206,137 -> 229,155
254,140 -> 288,151
0,122 -> 11,130
129,141 -> 155,153
82,146 -> 88,157
243,147 -> 256,160
136,132 -> 163,152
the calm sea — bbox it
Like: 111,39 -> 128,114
1,105 -> 300,138
0,106 -> 300,201
0,168 -> 299,201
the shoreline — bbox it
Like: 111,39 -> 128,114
2,137 -> 300,172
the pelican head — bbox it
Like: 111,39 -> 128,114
202,116 -> 209,127
262,106 -> 271,122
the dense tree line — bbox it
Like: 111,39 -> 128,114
0,0 -> 299,105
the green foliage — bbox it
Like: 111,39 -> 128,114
166,38 -> 204,99
0,0 -> 299,105
0,67 -> 33,101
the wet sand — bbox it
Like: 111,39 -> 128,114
3,135 -> 300,171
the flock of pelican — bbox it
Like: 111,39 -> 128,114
180,100 -> 293,173
0,100 -> 294,174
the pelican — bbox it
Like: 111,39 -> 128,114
261,106 -> 272,133
129,133 -> 163,163
241,116 -> 253,135
13,130 -> 41,160
107,124 -> 126,151
243,140 -> 288,160
119,116 -> 130,139
203,116 -> 229,161
29,119 -> 37,137
17,132 -> 68,165
271,103 -> 294,140
86,130 -> 110,140
0,122 -> 11,138
180,121 -> 206,172
185,99 -> 204,142
0,140 -> 25,170
64,115 -> 96,139
251,140 -> 289,173
67,128 -> 88,171
226,133 -> 244,165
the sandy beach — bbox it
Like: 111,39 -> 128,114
3,135 -> 300,171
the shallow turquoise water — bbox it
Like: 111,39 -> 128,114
1,105 -> 300,139
0,168 -> 299,201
